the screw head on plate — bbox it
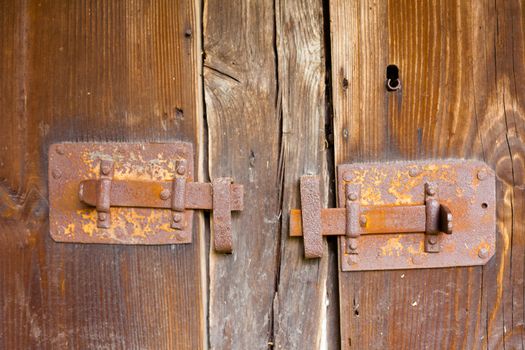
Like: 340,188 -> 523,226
173,213 -> 183,223
477,169 -> 488,181
346,255 -> 358,265
409,168 -> 419,177
359,215 -> 367,227
343,172 -> 352,181
412,255 -> 423,265
478,247 -> 489,259
52,168 -> 62,179
55,146 -> 64,155
349,241 -> 358,250
428,236 -> 438,245
160,189 -> 171,200
98,212 -> 107,221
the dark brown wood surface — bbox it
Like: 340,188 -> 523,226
331,0 -> 525,348
1,0 -> 523,348
0,1 -> 204,349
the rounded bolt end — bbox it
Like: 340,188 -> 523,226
55,146 -> 64,155
359,215 -> 367,227
409,168 -> 419,177
343,172 -> 352,181
428,236 -> 437,245
349,241 -> 358,250
98,212 -> 107,221
177,165 -> 186,175
426,187 -> 436,196
101,166 -> 111,175
348,193 -> 358,201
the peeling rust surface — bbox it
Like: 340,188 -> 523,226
212,178 -> 233,253
338,160 -> 496,271
49,142 -> 195,244
299,176 -> 323,258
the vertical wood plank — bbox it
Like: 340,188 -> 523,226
274,0 -> 337,348
0,1 -> 205,348
330,0 -> 524,348
204,0 -> 280,348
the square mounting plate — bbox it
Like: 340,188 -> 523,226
49,142 -> 194,245
338,160 -> 496,271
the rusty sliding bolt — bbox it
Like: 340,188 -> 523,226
290,175 -> 453,258
78,161 -> 243,254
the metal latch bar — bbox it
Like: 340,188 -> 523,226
79,179 -> 244,210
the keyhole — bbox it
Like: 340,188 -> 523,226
386,65 -> 401,91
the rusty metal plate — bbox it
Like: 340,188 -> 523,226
49,142 -> 194,244
338,160 -> 495,271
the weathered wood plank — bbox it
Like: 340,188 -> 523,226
203,0 -> 280,348
0,1 -> 204,348
331,0 -> 524,348
477,0 -> 525,348
273,0 -> 335,349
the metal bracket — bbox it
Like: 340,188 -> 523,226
289,160 -> 496,271
49,142 -> 243,253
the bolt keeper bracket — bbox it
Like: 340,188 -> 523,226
290,160 -> 496,271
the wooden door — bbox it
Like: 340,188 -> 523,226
331,0 -> 525,348
0,1 -> 204,349
1,0 -> 524,349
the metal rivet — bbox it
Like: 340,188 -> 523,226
409,168 -> 419,177
160,189 -> 171,200
346,255 -> 358,265
184,29 -> 192,37
412,255 -> 423,265
176,159 -> 187,175
173,213 -> 183,222
477,169 -> 488,181
348,193 -> 358,201
52,168 -> 62,179
343,172 -> 352,181
175,232 -> 186,240
478,247 -> 489,259
101,165 -> 111,175
98,212 -> 107,221
359,215 -> 367,227
55,146 -> 64,155
349,241 -> 358,250
426,187 -> 436,196
428,236 -> 437,245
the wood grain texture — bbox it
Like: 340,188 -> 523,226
330,0 -> 524,348
0,1 -> 204,349
273,0 -> 336,348
204,0 -> 340,348
203,0 -> 280,348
